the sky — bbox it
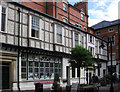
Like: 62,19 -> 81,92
68,0 -> 119,27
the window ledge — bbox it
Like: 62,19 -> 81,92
29,37 -> 39,40
0,31 -> 7,34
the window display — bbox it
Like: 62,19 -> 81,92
21,54 -> 62,80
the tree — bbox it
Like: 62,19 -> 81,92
69,46 -> 94,85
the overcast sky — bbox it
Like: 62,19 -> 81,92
68,0 -> 119,27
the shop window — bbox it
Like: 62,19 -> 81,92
21,54 -> 62,80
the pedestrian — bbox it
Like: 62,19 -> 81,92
92,73 -> 99,92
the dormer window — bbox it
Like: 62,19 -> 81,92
108,28 -> 114,32
96,31 -> 100,35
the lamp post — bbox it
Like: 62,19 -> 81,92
99,35 -> 115,92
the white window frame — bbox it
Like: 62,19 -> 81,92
0,5 -> 8,33
63,2 -> 67,11
29,15 -> 41,39
63,18 -> 67,23
81,13 -> 84,20
55,24 -> 64,45
74,32 -> 79,47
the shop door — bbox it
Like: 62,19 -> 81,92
2,63 -> 9,89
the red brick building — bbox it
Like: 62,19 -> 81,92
22,0 -> 88,31
91,20 -> 120,75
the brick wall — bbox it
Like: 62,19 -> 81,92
22,1 -> 88,31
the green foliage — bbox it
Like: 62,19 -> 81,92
69,46 -> 94,68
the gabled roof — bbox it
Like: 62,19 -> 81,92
91,19 -> 120,30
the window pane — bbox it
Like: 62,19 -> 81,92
35,62 -> 39,67
50,63 -> 54,67
1,13 -> 6,31
45,62 -> 49,67
40,62 -> 44,67
29,62 -> 33,67
22,68 -> 26,72
21,61 -> 26,66
31,16 -> 39,38
22,74 -> 26,79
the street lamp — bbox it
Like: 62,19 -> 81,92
99,35 -> 115,92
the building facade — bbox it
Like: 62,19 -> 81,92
91,20 -> 120,77
0,1 -> 107,91
22,0 -> 88,31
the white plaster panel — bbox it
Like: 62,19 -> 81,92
50,23 -> 53,32
15,23 -> 22,36
69,39 -> 72,47
41,30 -> 44,41
15,37 -> 18,45
41,42 -> 44,49
66,48 -> 68,53
30,40 -> 35,47
7,35 -> 14,44
56,45 -> 59,51
45,43 -> 49,50
22,38 -> 27,46
45,31 -> 49,42
8,3 -> 15,8
23,9 -> 29,13
50,44 -> 53,51
23,13 -> 28,24
45,21 -> 49,31
66,38 -> 68,47
7,20 -> 14,35
50,33 -> 53,43
22,25 -> 27,37
44,17 -> 49,22
40,19 -> 44,29
60,46 -> 62,52
1,34 -> 6,43
66,29 -> 68,37
69,30 -> 72,38
8,8 -> 15,20
36,41 -> 40,48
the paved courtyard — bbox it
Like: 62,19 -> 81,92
1,83 -> 120,92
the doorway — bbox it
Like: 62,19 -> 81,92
2,63 -> 10,89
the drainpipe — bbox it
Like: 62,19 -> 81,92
55,2 -> 57,18
17,8 -> 21,91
